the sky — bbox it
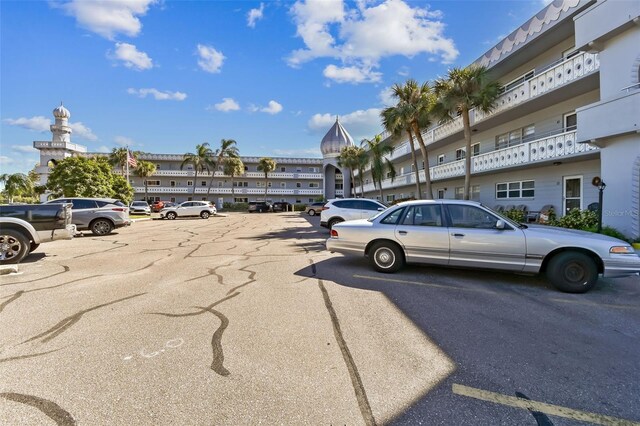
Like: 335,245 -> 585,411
1,0 -> 550,175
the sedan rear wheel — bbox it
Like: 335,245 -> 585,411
0,230 -> 30,264
369,242 -> 404,273
547,251 -> 598,293
90,219 -> 114,236
200,211 -> 210,219
308,209 -> 316,216
166,212 -> 177,220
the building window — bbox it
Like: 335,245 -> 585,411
309,198 -> 314,203
309,182 -> 319,188
170,197 -> 176,202
296,182 -> 301,188
496,180 -> 535,199
471,185 -> 480,201
187,197 -> 192,201
233,181 -> 248,187
296,199 -> 302,203
309,167 -> 319,173
218,181 -> 223,187
564,112 -> 577,132
145,180 -> 160,186
170,180 -> 176,187
456,148 -> 466,161
280,167 -> 286,172
437,189 -> 445,199
280,182 -> 286,188
454,187 -> 464,200
234,197 -> 248,203
437,154 -> 445,165
201,181 -> 207,186
156,164 -> 161,169
296,167 -> 302,172
187,180 -> 193,186
244,166 -> 249,171
386,194 -> 395,202
496,125 -> 535,149
472,143 -> 480,156
201,197 -> 207,201
386,171 -> 393,178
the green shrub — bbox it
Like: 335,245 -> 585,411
549,208 -> 597,230
293,203 -> 306,212
504,208 -> 526,223
222,202 -> 248,211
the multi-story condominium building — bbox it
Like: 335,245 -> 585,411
356,0 -> 639,240
32,0 -> 638,238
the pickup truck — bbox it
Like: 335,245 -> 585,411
0,203 -> 76,264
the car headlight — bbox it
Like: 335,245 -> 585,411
610,246 -> 636,254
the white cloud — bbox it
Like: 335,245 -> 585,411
55,0 -> 157,40
308,108 -> 382,142
0,156 -> 14,165
3,116 -> 51,132
323,64 -> 381,84
96,145 -> 111,153
272,148 -> 321,157
288,0 -> 458,82
397,66 -> 410,76
213,98 -> 240,112
378,86 -> 395,107
261,100 -> 283,115
69,122 -> 98,141
11,145 -> 38,154
247,3 -> 265,28
114,136 -> 135,147
127,88 -> 187,101
110,42 -> 153,70
197,44 -> 225,73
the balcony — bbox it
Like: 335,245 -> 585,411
33,140 -> 87,153
365,51 -> 600,168
132,187 -> 323,196
357,130 -> 598,193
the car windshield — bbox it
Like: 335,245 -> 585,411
367,205 -> 392,222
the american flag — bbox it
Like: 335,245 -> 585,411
127,150 -> 137,168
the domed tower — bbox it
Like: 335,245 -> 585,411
321,117 -> 354,199
51,102 -> 72,143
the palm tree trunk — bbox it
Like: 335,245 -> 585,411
193,170 -> 198,197
462,109 -> 472,200
359,169 -> 364,197
264,174 -> 268,200
377,179 -> 384,201
411,122 -> 433,200
407,128 -> 422,199
144,182 -> 148,203
350,170 -> 355,197
231,175 -> 235,200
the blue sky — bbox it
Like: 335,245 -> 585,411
1,0 -> 548,175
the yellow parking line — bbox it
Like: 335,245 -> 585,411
452,383 -> 640,426
352,274 -> 498,295
549,298 -> 640,312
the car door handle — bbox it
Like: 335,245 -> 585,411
398,230 -> 408,235
451,233 -> 465,237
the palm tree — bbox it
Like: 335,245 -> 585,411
108,147 -> 140,173
223,157 -> 245,201
381,105 -> 422,199
134,160 -> 157,203
337,146 -> 360,197
361,135 -> 396,201
355,147 -> 368,197
207,139 -> 240,197
257,157 -> 277,200
181,143 -> 215,197
386,79 -> 435,199
0,173 -> 33,203
434,66 -> 500,199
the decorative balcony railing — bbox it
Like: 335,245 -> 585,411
132,187 -> 323,196
357,130 -> 598,194
361,51 -> 600,170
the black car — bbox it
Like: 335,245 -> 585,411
272,202 -> 291,212
248,202 -> 272,213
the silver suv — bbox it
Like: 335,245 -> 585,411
320,198 -> 386,229
46,197 -> 131,235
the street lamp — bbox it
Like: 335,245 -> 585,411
592,176 -> 606,233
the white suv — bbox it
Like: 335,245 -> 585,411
320,198 -> 386,229
160,201 -> 217,219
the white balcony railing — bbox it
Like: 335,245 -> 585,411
132,187 -> 323,196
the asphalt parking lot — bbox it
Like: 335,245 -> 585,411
1,212 -> 639,425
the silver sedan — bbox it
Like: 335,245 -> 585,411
326,200 -> 640,293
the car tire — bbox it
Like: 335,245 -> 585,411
30,242 -> 40,252
308,210 -> 316,216
0,229 -> 30,264
166,212 -> 177,220
90,219 -> 114,236
369,241 -> 404,273
546,251 -> 598,293
328,218 -> 343,229
200,211 -> 210,219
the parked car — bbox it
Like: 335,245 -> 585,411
130,201 -> 151,215
305,202 -> 326,216
326,199 -> 640,293
151,200 -> 174,212
272,202 -> 291,212
160,201 -> 216,219
248,202 -> 272,213
45,197 -> 131,236
320,198 -> 386,229
0,203 -> 76,264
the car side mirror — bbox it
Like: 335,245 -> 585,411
377,207 -> 385,211
495,220 -> 506,230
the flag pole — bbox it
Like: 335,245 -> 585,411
126,146 -> 130,184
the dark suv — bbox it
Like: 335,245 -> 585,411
272,202 -> 291,212
248,202 -> 272,213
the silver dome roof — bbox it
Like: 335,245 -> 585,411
53,102 -> 70,119
320,117 -> 354,156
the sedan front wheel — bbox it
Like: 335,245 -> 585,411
369,242 -> 404,273
546,251 -> 598,293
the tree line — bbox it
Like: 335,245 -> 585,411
339,65 -> 499,201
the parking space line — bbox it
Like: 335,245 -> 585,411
452,383 -> 640,426
352,274 -> 499,295
548,298 -> 640,312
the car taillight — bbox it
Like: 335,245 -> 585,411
112,208 -> 127,212
321,206 -> 329,210
330,229 -> 339,237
